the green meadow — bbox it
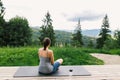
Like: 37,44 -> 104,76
0,46 -> 119,66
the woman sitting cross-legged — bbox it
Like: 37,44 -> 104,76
38,37 -> 63,75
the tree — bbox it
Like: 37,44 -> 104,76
96,15 -> 111,48
72,19 -> 83,47
88,40 -> 94,48
0,0 -> 5,19
0,0 -> 6,46
8,16 -> 32,46
103,36 -> 116,49
39,12 -> 55,46
114,30 -> 120,48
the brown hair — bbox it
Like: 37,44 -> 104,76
43,37 -> 51,50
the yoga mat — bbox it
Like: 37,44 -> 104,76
14,66 -> 91,77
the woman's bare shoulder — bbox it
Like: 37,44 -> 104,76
38,48 -> 43,50
48,49 -> 53,55
48,50 -> 53,57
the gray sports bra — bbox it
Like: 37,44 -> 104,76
38,51 -> 53,73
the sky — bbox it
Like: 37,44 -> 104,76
2,0 -> 120,30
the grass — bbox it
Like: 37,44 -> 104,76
0,47 -> 39,66
108,49 -> 120,55
2,46 -> 120,66
52,47 -> 104,65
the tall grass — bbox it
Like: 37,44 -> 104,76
0,47 -> 39,66
1,46 -> 116,66
109,49 -> 120,55
52,47 -> 104,65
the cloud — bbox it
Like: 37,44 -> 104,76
67,11 -> 104,22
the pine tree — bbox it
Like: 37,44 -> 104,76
96,14 -> 111,48
72,19 -> 83,47
39,12 -> 55,46
0,0 -> 5,18
88,40 -> 94,48
0,0 -> 6,46
114,30 -> 120,48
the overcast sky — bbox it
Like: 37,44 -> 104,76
2,0 -> 120,30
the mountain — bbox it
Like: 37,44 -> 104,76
63,29 -> 113,37
59,29 -> 100,37
31,27 -> 97,46
31,27 -> 113,38
82,29 -> 100,37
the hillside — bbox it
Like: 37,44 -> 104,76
82,29 -> 100,37
55,29 -> 101,37
31,27 -> 102,37
31,27 -> 96,46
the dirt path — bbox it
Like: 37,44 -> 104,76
91,53 -> 120,65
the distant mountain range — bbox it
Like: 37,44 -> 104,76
60,29 -> 114,37
31,27 -> 113,37
57,29 -> 101,37
82,29 -> 100,37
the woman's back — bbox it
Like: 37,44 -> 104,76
38,49 -> 53,74
38,37 -> 63,74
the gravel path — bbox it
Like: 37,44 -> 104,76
91,53 -> 120,65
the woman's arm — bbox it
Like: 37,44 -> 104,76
50,51 -> 54,65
